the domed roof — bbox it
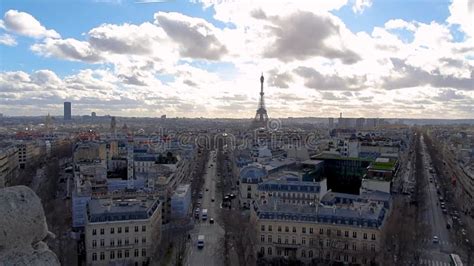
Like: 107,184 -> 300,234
240,165 -> 267,183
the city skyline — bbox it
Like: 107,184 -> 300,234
0,0 -> 473,119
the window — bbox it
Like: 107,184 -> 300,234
268,225 -> 272,232
370,244 -> 375,252
352,243 -> 357,251
92,240 -> 97,248
292,226 -> 296,233
292,237 -> 296,244
301,250 -> 306,258
100,252 -> 105,260
92,229 -> 97,236
125,238 -> 129,245
134,249 -> 139,257
110,251 -> 115,260
277,249 -> 282,256
92,253 -> 97,261
353,232 -> 357,239
125,226 -> 129,233
319,228 -> 324,235
285,237 -> 288,244
142,226 -> 146,232
309,250 -> 313,258
100,228 -> 104,235
337,230 -> 341,237
118,227 -> 122,234
260,247 -> 265,255
278,226 -> 282,232
285,226 -> 289,232
284,249 -> 289,256
371,234 -> 376,240
135,238 -> 139,244
363,243 -> 367,251
268,235 -> 272,243
110,228 -> 115,234
268,247 -> 272,256
363,258 -> 367,264
326,229 -> 331,236
125,249 -> 129,258
352,257 -> 357,263
363,233 -> 367,240
141,249 -> 146,257
344,243 -> 349,250
110,239 -> 115,247
142,237 -> 146,244
345,231 -> 349,237
100,239 -> 104,247
118,250 -> 122,259
261,225 -> 265,231
344,255 -> 348,262
326,239 -> 330,247
278,236 -> 281,244
135,226 -> 139,232
261,235 -> 265,243
118,239 -> 122,246
302,237 -> 306,245
302,227 -> 306,234
309,227 -> 313,234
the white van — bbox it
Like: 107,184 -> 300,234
197,235 -> 205,249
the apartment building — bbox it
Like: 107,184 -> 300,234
0,144 -> 19,187
85,196 -> 162,266
252,192 -> 390,265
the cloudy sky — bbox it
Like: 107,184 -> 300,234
0,0 -> 473,119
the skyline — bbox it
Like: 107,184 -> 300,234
0,0 -> 473,119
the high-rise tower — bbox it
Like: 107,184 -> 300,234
64,102 -> 71,121
253,74 -> 269,128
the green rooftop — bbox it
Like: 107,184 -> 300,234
370,161 -> 397,171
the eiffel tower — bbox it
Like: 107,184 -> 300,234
253,74 -> 269,128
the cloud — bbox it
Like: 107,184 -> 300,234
88,22 -> 166,55
434,89 -> 467,101
31,38 -> 102,63
384,19 -> 416,31
267,69 -> 293,89
352,0 -> 373,14
447,0 -> 474,38
154,12 -> 228,60
294,66 -> 366,91
383,58 -> 474,91
260,11 -> 361,64
1,10 -> 60,39
0,33 -> 16,46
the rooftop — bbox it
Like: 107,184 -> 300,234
255,197 -> 387,229
87,196 -> 160,223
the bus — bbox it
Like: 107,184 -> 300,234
449,253 -> 463,266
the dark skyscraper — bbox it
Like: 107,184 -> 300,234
64,102 -> 71,121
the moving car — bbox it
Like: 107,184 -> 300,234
209,218 -> 214,224
432,236 -> 439,244
197,235 -> 205,249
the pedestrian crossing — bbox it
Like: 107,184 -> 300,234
418,259 -> 451,266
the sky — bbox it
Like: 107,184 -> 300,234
0,0 -> 473,119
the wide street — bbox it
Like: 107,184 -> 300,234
184,150 -> 224,266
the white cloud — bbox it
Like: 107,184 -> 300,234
31,38 -> 102,63
1,10 -> 60,39
0,33 -> 16,46
447,0 -> 474,38
352,0 -> 373,14
384,19 -> 416,31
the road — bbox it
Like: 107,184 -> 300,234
184,150 -> 224,266
417,135 -> 455,266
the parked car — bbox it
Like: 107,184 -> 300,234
209,218 -> 214,224
432,236 -> 439,244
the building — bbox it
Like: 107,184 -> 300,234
252,74 -> 269,129
170,184 -> 191,219
64,102 -> 72,121
91,112 -> 97,118
328,118 -> 334,129
0,144 -> 19,187
361,157 -> 398,194
85,196 -> 162,266
16,141 -> 41,169
239,164 -> 267,208
252,191 -> 390,265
